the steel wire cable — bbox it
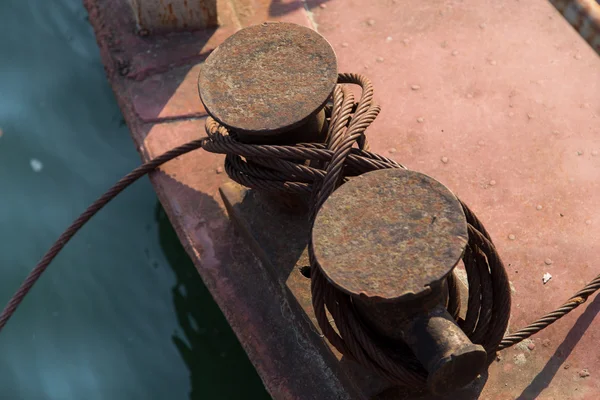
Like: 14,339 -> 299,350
1,73 -> 599,390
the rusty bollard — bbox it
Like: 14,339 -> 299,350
198,22 -> 338,210
312,168 -> 487,394
198,22 -> 337,145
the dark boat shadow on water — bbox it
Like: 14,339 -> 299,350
155,202 -> 270,400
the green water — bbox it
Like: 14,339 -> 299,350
0,1 -> 270,399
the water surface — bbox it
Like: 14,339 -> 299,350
0,1 -> 269,399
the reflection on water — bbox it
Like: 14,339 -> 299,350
0,0 -> 269,399
156,204 -> 269,399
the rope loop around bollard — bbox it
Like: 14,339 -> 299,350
1,73 -> 600,392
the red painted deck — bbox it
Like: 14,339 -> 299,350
84,0 -> 600,398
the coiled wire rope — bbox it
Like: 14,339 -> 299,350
1,73 -> 599,390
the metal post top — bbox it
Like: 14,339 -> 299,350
312,168 -> 468,302
197,22 -> 338,136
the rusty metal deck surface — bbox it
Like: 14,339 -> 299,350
84,0 -> 599,399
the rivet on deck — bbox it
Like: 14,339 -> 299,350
312,168 -> 487,394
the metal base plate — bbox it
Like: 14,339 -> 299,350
219,181 -> 395,398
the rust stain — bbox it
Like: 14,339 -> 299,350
158,2 -> 177,27
132,0 -> 217,30
135,0 -> 144,29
